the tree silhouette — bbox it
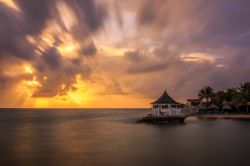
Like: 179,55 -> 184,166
238,82 -> 250,113
198,86 -> 214,107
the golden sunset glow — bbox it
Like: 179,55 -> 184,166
0,0 -> 249,108
57,42 -> 80,59
23,65 -> 34,74
2,64 -> 26,77
1,2 -> 250,166
25,76 -> 40,88
99,45 -> 130,57
35,98 -> 50,108
180,53 -> 216,63
14,73 -> 152,108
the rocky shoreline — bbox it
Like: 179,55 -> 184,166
197,114 -> 250,120
137,115 -> 187,125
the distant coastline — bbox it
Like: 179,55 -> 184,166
185,82 -> 250,115
0,108 -> 150,110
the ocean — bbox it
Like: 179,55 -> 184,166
0,108 -> 250,166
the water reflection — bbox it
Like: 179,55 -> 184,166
0,109 -> 250,166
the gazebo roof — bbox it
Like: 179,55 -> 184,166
151,90 -> 180,105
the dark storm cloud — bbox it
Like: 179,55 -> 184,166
63,0 -> 108,41
0,3 -> 36,102
136,0 -> 250,48
124,50 -> 168,74
41,48 -> 62,70
124,48 -> 180,75
0,0 -> 108,99
32,48 -> 92,97
0,5 -> 33,60
0,0 -> 57,60
137,0 -> 168,27
1,0 -> 250,105
30,0 -> 107,97
186,0 -> 250,48
80,42 -> 97,56
116,0 -> 250,100
15,0 -> 55,35
127,62 -> 167,74
137,0 -> 158,25
124,50 -> 144,62
70,0 -> 107,32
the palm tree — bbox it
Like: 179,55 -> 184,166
238,82 -> 250,113
225,88 -> 238,102
198,86 -> 214,108
214,91 -> 226,105
224,88 -> 240,113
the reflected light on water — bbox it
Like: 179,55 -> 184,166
0,109 -> 250,166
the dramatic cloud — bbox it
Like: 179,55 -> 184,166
0,0 -> 107,104
0,0 -> 250,107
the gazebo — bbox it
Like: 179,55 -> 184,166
151,90 -> 182,117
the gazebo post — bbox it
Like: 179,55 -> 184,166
170,104 -> 172,116
158,105 -> 160,117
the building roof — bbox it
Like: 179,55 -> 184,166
222,104 -> 232,110
209,103 -> 218,109
198,104 -> 207,109
187,99 -> 200,102
151,90 -> 181,105
209,103 -> 218,108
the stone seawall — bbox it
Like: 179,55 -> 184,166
137,115 -> 187,125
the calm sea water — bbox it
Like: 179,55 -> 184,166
0,108 -> 250,166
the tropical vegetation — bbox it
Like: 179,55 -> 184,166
197,82 -> 250,114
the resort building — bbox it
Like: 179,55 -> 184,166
151,90 -> 183,117
185,99 -> 201,113
222,103 -> 232,112
186,99 -> 200,107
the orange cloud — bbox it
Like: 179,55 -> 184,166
0,0 -> 20,12
180,53 -> 216,63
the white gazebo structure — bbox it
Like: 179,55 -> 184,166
151,90 -> 183,117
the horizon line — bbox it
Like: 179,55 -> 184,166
0,107 -> 150,109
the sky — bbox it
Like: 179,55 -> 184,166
0,0 -> 250,108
